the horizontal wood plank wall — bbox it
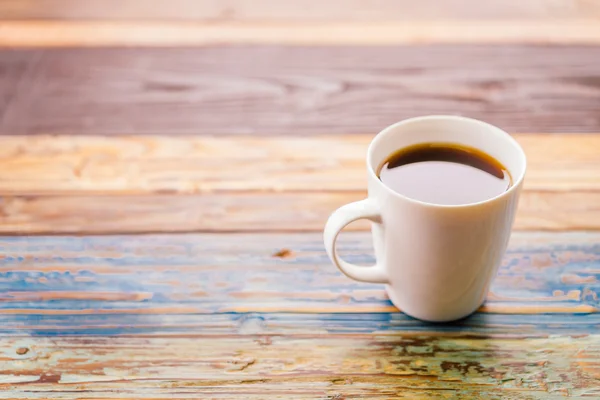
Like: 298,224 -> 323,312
0,134 -> 597,233
2,0 -> 600,21
2,46 -> 600,135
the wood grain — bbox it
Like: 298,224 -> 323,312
2,0 -> 600,21
0,231 -> 597,325
0,134 -> 597,233
0,51 -> 35,125
0,134 -> 596,193
2,46 -> 600,135
0,231 -> 598,397
1,335 -> 598,398
1,2 -> 598,398
3,21 -> 600,47
1,189 -> 599,233
3,312 -> 600,337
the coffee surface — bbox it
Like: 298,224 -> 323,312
378,143 -> 511,205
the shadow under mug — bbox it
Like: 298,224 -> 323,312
324,115 -> 527,322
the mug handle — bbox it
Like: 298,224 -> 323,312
324,199 -> 389,284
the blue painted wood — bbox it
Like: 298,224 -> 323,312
0,232 -> 598,335
0,312 -> 599,336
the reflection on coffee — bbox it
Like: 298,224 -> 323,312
378,143 -> 512,205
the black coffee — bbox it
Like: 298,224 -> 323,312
378,143 -> 511,205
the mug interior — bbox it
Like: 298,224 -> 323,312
367,116 -> 526,205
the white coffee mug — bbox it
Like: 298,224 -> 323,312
324,115 -> 526,322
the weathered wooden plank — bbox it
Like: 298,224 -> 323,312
1,232 -> 598,396
2,46 -> 600,135
0,51 -> 37,124
0,190 -> 597,233
0,335 -> 598,398
1,0 -> 599,21
0,393 -> 563,400
0,134 -> 596,193
0,134 -> 597,233
2,312 -> 600,337
3,21 -> 600,47
0,232 -> 597,324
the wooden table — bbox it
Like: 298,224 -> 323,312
1,1 -> 599,398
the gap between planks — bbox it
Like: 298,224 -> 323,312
2,20 -> 600,47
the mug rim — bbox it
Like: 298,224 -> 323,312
366,115 -> 527,209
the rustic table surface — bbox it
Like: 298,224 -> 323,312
1,1 -> 600,399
